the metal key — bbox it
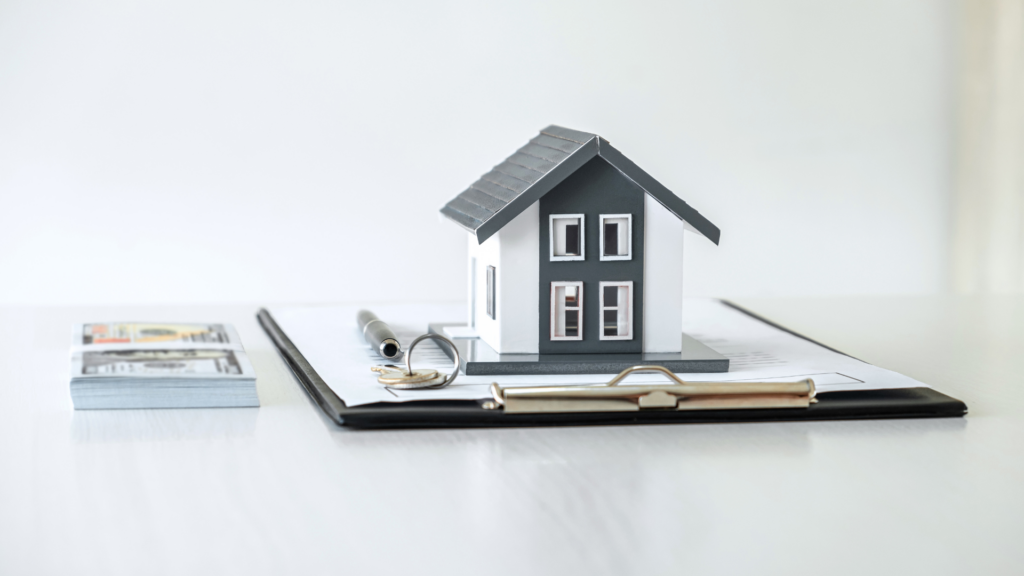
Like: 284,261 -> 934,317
372,365 -> 439,384
369,334 -> 461,390
370,365 -> 448,389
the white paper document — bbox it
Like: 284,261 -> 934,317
267,299 -> 930,407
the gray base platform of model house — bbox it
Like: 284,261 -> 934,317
428,324 -> 729,376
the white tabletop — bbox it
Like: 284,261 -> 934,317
1,296 -> 1021,575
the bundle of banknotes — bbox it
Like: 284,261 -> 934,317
69,322 -> 259,409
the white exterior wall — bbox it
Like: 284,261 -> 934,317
643,195 -> 685,353
466,202 -> 540,354
498,203 -> 539,353
467,229 -> 502,350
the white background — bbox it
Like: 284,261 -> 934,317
0,0 -> 954,305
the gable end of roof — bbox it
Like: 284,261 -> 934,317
596,138 -> 720,245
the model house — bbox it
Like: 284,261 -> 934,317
440,125 -> 720,356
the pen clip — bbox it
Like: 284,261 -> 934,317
489,365 -> 817,414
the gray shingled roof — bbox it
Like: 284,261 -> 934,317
440,125 -> 721,245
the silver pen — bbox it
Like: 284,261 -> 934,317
356,309 -> 402,360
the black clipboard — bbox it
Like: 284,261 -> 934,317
257,303 -> 967,429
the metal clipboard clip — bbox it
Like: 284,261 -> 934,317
488,365 -> 817,414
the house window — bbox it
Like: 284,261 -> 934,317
486,265 -> 496,320
550,281 -> 583,340
599,281 -> 633,340
469,257 -> 477,328
600,214 -> 632,261
550,214 -> 585,261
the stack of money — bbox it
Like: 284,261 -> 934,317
69,322 -> 259,410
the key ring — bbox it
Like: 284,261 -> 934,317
386,333 -> 460,390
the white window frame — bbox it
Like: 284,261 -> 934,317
599,214 -> 632,261
486,265 -> 496,320
549,214 -> 585,262
550,281 -> 583,341
599,281 -> 633,340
